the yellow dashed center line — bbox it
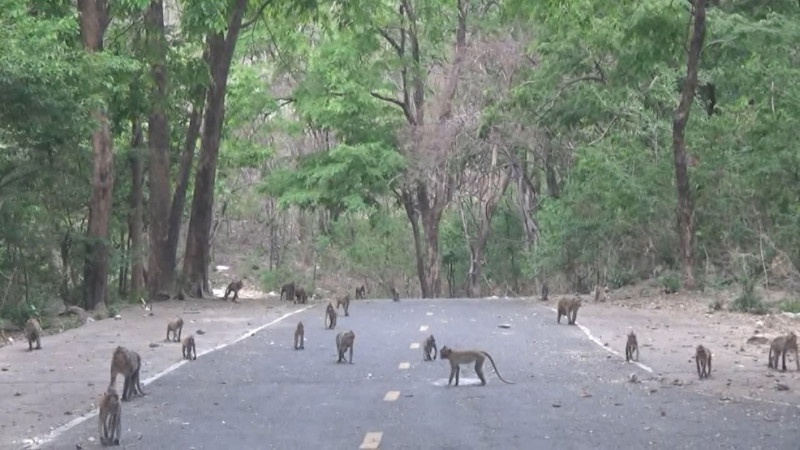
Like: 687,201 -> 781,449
410,342 -> 420,349
360,431 -> 383,449
383,390 -> 400,401
419,325 -> 429,331
398,362 -> 410,370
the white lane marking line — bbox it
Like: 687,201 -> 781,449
360,431 -> 383,449
398,362 -> 410,370
410,342 -> 420,349
419,325 -> 429,331
426,312 -> 434,316
383,390 -> 400,401
28,306 -> 314,448
547,307 -> 653,373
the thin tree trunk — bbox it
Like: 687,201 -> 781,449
128,119 -> 145,297
399,187 -> 429,297
672,0 -> 705,290
165,86 -> 204,291
78,0 -> 113,311
145,0 -> 173,300
183,0 -> 248,297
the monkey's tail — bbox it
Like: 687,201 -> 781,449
482,352 -> 515,384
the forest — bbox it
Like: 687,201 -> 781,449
1,0 -> 799,327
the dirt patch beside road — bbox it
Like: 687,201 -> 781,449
545,285 -> 800,408
0,289 -> 312,449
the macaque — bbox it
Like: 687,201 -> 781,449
390,287 -> 400,302
98,386 -> 121,446
294,287 -> 308,305
294,321 -> 305,350
325,302 -> 338,329
336,295 -> 351,317
695,344 -> 712,379
355,285 -> 366,300
625,331 -> 639,362
110,346 -> 145,401
166,317 -> 184,342
182,335 -> 197,360
768,332 -> 799,372
280,282 -> 296,302
556,297 -> 582,325
336,330 -> 355,363
439,346 -> 515,386
24,318 -> 42,351
423,334 -> 437,361
541,283 -> 549,302
224,279 -> 244,302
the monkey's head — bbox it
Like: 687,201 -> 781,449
440,346 -> 452,359
788,332 -> 798,345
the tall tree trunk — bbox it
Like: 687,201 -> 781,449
672,0 -> 705,291
463,159 -> 512,298
145,0 -> 173,300
77,0 -> 113,311
128,120 -> 146,298
165,86 -> 205,289
399,187 -> 429,297
182,0 -> 248,297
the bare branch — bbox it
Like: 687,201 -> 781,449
370,92 -> 415,125
241,0 -> 275,29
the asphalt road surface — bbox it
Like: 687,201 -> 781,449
40,298 -> 800,450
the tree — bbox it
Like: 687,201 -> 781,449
145,0 -> 173,300
182,0 -> 249,297
672,0 -> 706,290
77,0 -> 114,310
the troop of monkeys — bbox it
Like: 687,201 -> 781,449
22,283 -> 800,447
554,291 -> 800,380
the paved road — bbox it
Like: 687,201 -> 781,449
40,298 -> 800,449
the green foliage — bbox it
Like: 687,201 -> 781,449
259,267 -> 296,293
658,271 -> 681,294
778,299 -> 800,314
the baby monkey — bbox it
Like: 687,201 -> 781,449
182,335 -> 197,360
625,331 -> 639,362
166,317 -> 184,342
423,334 -> 437,361
98,386 -> 121,446
294,321 -> 305,350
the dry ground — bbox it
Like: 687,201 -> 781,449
1,281 -> 798,448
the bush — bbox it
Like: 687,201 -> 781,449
658,271 -> 681,294
778,299 -> 800,314
729,274 -> 767,314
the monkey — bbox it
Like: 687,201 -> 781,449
541,283 -> 549,301
24,318 -> 42,351
355,285 -> 366,299
166,317 -> 184,342
182,335 -> 197,360
439,346 -> 515,386
768,332 -> 799,372
423,334 -> 437,361
223,279 -> 244,302
390,286 -> 400,302
625,331 -> 639,362
556,297 -> 582,325
280,282 -> 296,302
110,346 -> 145,401
325,302 -> 337,329
294,287 -> 308,305
336,330 -> 355,363
98,386 -> 121,446
695,344 -> 712,379
294,321 -> 305,350
336,294 -> 351,317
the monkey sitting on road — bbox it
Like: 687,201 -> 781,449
98,386 -> 121,446
625,331 -> 639,362
294,321 -> 305,350
695,344 -> 712,379
423,334 -> 437,361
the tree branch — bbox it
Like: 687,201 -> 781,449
241,0 -> 275,29
370,92 -> 415,125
